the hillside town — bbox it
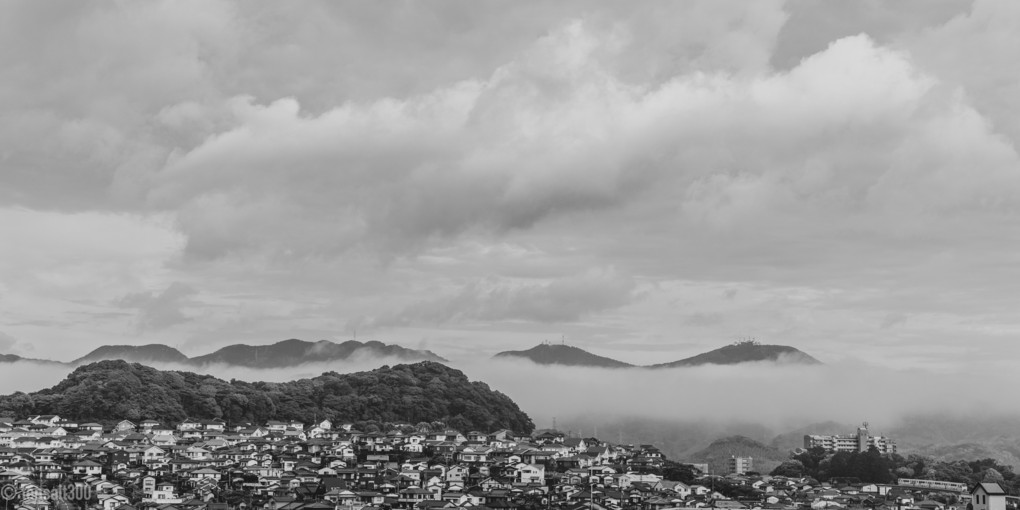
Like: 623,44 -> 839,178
0,415 -> 1009,510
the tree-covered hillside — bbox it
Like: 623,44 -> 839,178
688,435 -> 789,474
0,360 -> 534,434
651,340 -> 821,368
772,446 -> 1020,493
493,344 -> 634,368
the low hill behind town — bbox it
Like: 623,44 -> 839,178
688,435 -> 790,474
0,360 -> 533,434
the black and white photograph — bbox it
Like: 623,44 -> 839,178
1,1 -> 1019,510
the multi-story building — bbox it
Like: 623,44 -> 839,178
728,456 -> 753,475
803,422 -> 896,454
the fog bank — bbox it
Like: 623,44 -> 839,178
0,355 -> 1007,443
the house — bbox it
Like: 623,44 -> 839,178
28,415 -> 61,426
398,487 -> 436,507
114,420 -> 136,432
143,483 -> 184,504
971,483 -> 1007,510
72,460 -> 103,476
99,494 -> 131,510
266,421 -> 289,432
141,476 -> 157,495
178,419 -> 201,431
189,468 -> 222,481
516,463 -> 545,484
152,435 -> 177,447
201,420 -> 226,431
139,420 -> 161,430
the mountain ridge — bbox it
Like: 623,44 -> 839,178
1,338 -> 446,369
493,341 -> 822,368
3,340 -> 819,370
649,341 -> 822,368
73,344 -> 191,365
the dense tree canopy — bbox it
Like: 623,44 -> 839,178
0,360 -> 535,434
773,447 -> 1020,494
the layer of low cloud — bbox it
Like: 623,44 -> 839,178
2,356 -> 1014,456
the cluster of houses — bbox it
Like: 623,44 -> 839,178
0,415 -> 1010,510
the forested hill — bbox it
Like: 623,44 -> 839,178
650,342 -> 821,368
494,344 -> 634,368
0,360 -> 534,434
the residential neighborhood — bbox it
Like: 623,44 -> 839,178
0,415 -> 1006,510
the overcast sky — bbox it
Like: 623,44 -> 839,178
2,0 -> 1018,368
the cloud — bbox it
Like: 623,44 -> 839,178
0,208 -> 186,358
463,357 -> 1013,431
135,27 -> 985,278
118,282 -> 197,331
0,331 -> 16,352
354,269 -> 638,329
148,29 -> 1020,273
1,2 -> 1020,368
900,0 -> 1020,144
880,312 -> 908,329
770,0 -> 971,71
685,312 -> 724,327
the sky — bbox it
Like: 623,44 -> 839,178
2,0 -> 1020,369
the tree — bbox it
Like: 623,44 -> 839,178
662,461 -> 699,484
983,468 -> 1005,484
772,460 -> 806,478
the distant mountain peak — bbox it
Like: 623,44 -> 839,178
73,344 -> 190,365
493,343 -> 634,368
651,341 -> 821,368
